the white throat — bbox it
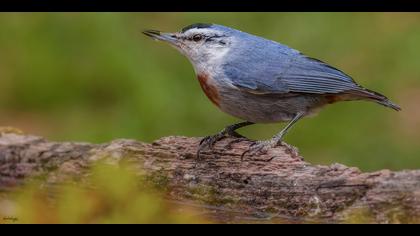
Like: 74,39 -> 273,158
189,46 -> 230,75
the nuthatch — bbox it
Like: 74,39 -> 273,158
143,23 -> 401,158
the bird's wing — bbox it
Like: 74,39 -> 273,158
223,53 -> 362,95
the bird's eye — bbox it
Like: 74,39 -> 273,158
192,34 -> 203,42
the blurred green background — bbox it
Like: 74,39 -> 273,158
0,13 -> 419,171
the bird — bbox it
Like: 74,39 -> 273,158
143,23 -> 401,159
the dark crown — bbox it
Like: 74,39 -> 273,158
181,23 -> 213,33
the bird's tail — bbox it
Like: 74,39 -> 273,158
350,88 -> 401,111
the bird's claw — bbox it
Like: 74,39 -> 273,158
199,133 -> 224,148
240,140 -> 278,161
197,129 -> 249,159
197,132 -> 227,159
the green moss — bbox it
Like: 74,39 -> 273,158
145,171 -> 169,191
4,162 -> 209,223
384,205 -> 420,224
342,207 -> 377,224
187,184 -> 240,206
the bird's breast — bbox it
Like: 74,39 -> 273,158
196,73 -> 221,107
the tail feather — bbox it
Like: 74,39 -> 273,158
375,99 -> 401,111
349,88 -> 401,111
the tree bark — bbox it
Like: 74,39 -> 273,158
1,128 -> 419,223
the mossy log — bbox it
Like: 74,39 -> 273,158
1,128 -> 420,223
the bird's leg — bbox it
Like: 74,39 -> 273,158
241,112 -> 304,160
272,112 -> 305,144
200,121 -> 254,147
197,121 -> 254,158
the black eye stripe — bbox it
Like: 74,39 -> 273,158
182,34 -> 225,42
205,35 -> 225,43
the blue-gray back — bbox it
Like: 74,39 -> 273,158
219,26 -> 362,95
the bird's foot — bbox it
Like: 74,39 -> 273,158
197,129 -> 247,159
241,139 -> 281,161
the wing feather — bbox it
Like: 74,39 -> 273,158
223,52 -> 363,95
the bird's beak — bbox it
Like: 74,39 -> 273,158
142,30 -> 178,45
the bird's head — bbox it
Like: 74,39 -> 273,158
143,23 -> 236,71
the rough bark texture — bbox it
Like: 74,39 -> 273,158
1,128 -> 420,223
